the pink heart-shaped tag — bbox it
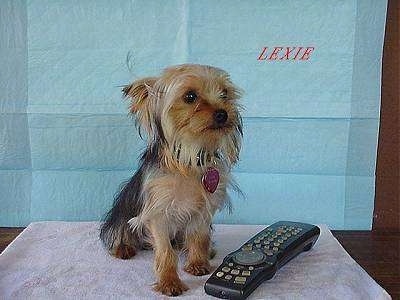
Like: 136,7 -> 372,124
202,167 -> 220,193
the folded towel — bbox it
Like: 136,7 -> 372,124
0,222 -> 391,299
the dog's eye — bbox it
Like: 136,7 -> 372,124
220,89 -> 228,100
184,91 -> 197,104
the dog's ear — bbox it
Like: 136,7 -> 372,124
123,77 -> 158,114
123,77 -> 158,138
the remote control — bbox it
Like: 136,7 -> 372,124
204,221 -> 320,299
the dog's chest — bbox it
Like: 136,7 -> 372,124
142,166 -> 229,228
160,169 -> 228,222
175,172 -> 225,208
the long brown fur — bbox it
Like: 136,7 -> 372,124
100,64 -> 242,296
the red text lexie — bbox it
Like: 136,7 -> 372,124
257,46 -> 315,61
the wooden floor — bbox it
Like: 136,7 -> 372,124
1,228 -> 399,299
333,230 -> 400,300
0,227 -> 25,254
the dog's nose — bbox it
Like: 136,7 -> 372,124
213,109 -> 228,125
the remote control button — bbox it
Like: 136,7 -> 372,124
242,270 -> 251,276
263,240 -> 270,245
234,276 -> 246,283
264,249 -> 274,256
282,236 -> 288,240
222,267 -> 231,272
224,275 -> 232,280
256,244 -> 261,248
231,269 -> 240,275
216,272 -> 224,277
273,242 -> 280,247
228,263 -> 233,267
242,244 -> 253,251
233,250 -> 266,266
278,239 -> 283,243
273,247 -> 279,252
248,266 -> 254,270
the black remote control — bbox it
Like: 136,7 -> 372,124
204,221 -> 320,299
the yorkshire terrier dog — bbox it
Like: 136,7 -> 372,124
100,64 -> 242,296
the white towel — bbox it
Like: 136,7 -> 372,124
0,222 -> 391,299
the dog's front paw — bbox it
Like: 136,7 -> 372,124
184,261 -> 211,276
154,278 -> 188,296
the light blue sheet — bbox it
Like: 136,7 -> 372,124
0,0 -> 387,229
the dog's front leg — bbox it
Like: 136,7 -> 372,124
149,220 -> 188,296
184,226 -> 211,276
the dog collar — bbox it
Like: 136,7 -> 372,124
173,144 -> 221,166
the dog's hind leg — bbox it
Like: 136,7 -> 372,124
100,219 -> 138,259
100,170 -> 147,259
112,223 -> 137,259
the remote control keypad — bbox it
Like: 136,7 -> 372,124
213,225 -> 305,284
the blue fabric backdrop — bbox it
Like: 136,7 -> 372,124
0,0 -> 387,228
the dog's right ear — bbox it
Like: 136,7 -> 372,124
123,77 -> 158,138
123,77 -> 158,114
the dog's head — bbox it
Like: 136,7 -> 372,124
123,64 -> 243,166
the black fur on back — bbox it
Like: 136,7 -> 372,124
99,141 -> 161,251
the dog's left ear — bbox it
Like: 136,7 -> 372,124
123,77 -> 158,138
